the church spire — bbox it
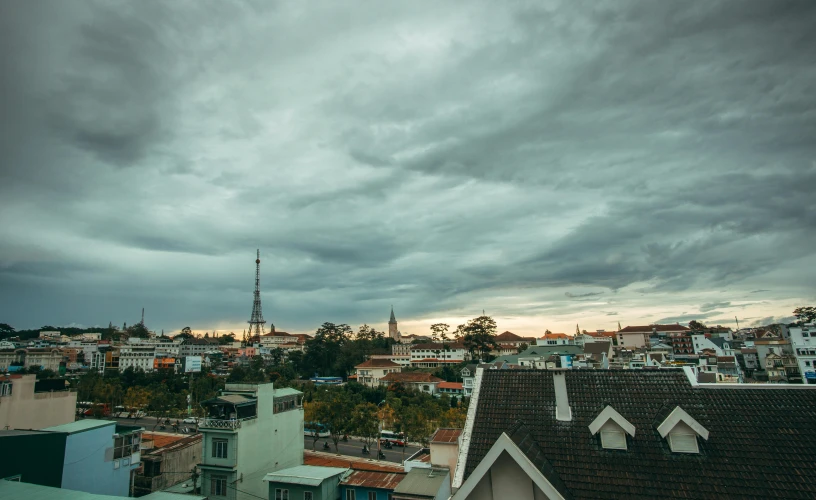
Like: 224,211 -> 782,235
389,305 -> 397,324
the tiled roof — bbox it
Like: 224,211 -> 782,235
539,333 -> 569,339
355,358 -> 401,368
340,470 -> 406,490
495,331 -> 535,341
619,324 -> 690,333
304,451 -> 403,472
142,432 -> 187,449
582,341 -> 611,356
437,382 -> 463,390
431,428 -> 462,443
464,369 -> 816,499
381,372 -> 444,383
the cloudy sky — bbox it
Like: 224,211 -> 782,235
1,0 -> 815,337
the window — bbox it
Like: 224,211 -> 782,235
211,475 -> 227,497
369,492 -> 377,500
304,493 -> 313,500
669,432 -> 699,453
346,489 -> 355,500
212,438 -> 229,459
600,430 -> 627,450
275,489 -> 289,500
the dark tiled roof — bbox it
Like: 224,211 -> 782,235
505,421 -> 573,500
582,341 -> 611,356
465,369 -> 816,499
619,324 -> 690,333
381,372 -> 444,383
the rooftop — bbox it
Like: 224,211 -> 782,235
42,419 -> 115,434
381,372 -> 444,383
431,428 -> 462,443
619,324 -> 690,333
462,369 -> 816,499
355,358 -> 402,368
392,467 -> 449,497
341,469 -> 407,490
263,465 -> 348,486
304,450 -> 404,472
0,480 -> 205,500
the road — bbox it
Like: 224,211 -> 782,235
98,416 -> 418,464
304,435 -> 420,464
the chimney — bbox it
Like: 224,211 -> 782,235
553,371 -> 572,421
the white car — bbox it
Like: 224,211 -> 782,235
182,417 -> 199,424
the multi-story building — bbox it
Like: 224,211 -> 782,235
410,343 -> 467,367
617,324 -> 690,349
353,359 -> 402,387
119,345 -> 156,372
0,374 -> 76,430
670,334 -> 694,358
135,433 -> 203,496
691,334 -> 734,357
392,343 -> 411,356
0,348 -> 65,373
198,382 -> 304,500
537,333 -> 574,346
790,324 -> 816,385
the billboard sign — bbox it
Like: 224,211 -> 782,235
185,356 -> 202,373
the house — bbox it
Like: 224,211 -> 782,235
515,345 -> 582,369
669,333 -> 694,358
617,324 -> 690,349
0,480 -> 205,500
410,343 -> 467,367
437,382 -> 464,397
368,354 -> 411,367
451,368 -> 816,499
380,372 -> 445,395
0,420 -> 143,496
429,428 -> 461,484
737,347 -> 759,373
790,323 -> 816,384
340,469 -> 407,500
692,334 -> 734,357
536,333 -> 573,346
582,340 -> 611,363
391,467 -> 451,500
198,383 -> 304,500
354,359 -> 402,387
0,374 -> 76,430
134,433 -> 203,496
494,331 -> 535,348
263,465 -> 347,500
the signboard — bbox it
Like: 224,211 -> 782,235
805,371 -> 816,380
185,356 -> 202,373
562,355 -> 573,369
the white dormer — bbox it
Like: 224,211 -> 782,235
656,406 -> 709,454
588,405 -> 636,450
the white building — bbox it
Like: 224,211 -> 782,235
790,324 -> 816,385
119,345 -> 156,372
410,343 -> 467,367
199,383 -> 304,500
691,334 -> 734,357
353,358 -> 402,387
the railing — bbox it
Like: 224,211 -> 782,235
200,416 -> 256,429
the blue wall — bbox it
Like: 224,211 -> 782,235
61,424 -> 133,496
341,485 -> 393,500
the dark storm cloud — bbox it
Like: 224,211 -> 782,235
1,0 -> 814,333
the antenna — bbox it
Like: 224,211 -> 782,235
735,316 -> 740,330
248,249 -> 266,336
141,308 -> 145,326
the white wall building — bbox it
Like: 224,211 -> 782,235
691,334 -> 734,357
199,383 -> 304,500
119,345 -> 156,372
790,324 -> 816,385
410,343 -> 467,364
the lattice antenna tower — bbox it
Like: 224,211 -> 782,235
248,249 -> 266,336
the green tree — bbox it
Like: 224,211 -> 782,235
461,315 -> 499,361
124,386 -> 151,410
0,323 -> 14,339
517,342 -> 528,354
793,307 -> 816,325
351,402 -> 380,448
688,320 -> 706,331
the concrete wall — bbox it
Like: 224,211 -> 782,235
342,486 -> 393,500
61,424 -> 133,496
233,385 -> 304,500
0,375 -> 76,430
151,437 -> 202,492
430,442 -> 459,483
268,476 -> 340,500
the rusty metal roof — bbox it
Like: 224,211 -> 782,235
304,451 -> 403,472
430,428 -> 462,443
340,470 -> 406,490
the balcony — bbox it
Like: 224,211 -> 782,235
200,416 -> 256,430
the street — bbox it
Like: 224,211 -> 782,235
304,435 -> 420,464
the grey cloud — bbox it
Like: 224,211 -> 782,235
1,0 -> 814,333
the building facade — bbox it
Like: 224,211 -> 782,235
354,359 -> 402,387
0,374 -> 76,430
790,324 -> 816,384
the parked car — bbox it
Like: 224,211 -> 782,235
182,417 -> 199,424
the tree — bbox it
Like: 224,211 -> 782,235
0,323 -> 14,338
351,402 -> 380,448
127,323 -> 150,339
124,386 -> 151,410
461,315 -> 499,361
316,390 -> 352,453
304,401 -> 325,451
793,307 -> 816,325
688,320 -> 706,331
517,343 -> 528,354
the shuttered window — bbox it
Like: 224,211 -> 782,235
600,430 -> 627,450
669,432 -> 699,453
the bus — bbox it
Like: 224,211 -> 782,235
305,421 -> 330,438
82,403 -> 111,417
380,430 -> 406,447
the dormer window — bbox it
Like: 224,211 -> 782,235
656,406 -> 709,454
589,406 -> 636,451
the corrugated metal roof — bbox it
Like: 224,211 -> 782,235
392,468 -> 449,497
43,419 -> 115,434
304,451 -> 404,472
274,387 -> 303,397
340,470 -> 406,490
263,465 -> 348,486
430,428 -> 461,443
